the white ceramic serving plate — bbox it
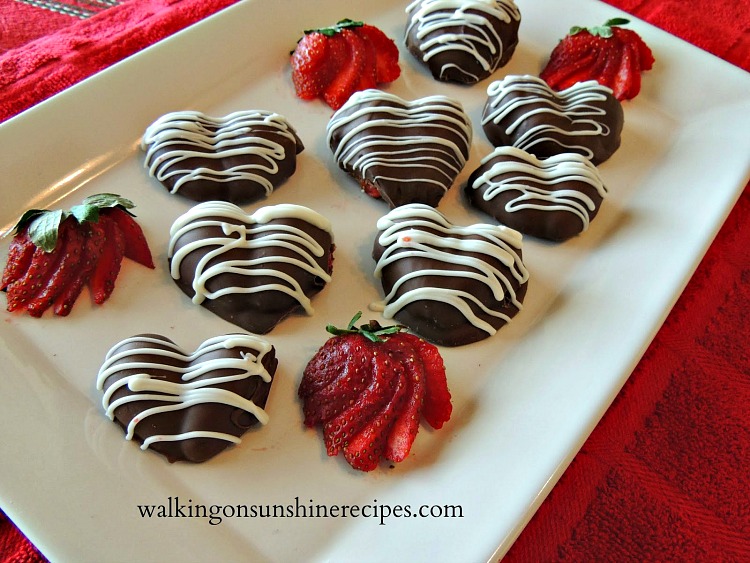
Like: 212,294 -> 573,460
1,0 -> 748,561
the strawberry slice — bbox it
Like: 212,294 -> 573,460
5,235 -> 66,312
540,18 -> 654,101
102,206 -> 155,269
291,32 -> 336,100
300,334 -> 372,426
53,221 -> 106,316
1,228 -> 35,290
384,338 -> 425,463
88,214 -> 125,305
323,342 -> 396,456
401,333 -> 452,430
25,219 -> 85,317
324,29 -> 366,110
343,364 -> 408,471
357,24 -> 401,83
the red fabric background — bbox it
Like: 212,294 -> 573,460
1,0 -> 748,561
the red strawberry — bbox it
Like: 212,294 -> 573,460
0,228 -> 34,290
53,220 -> 106,316
300,333 -> 373,426
540,18 -> 654,101
102,206 -> 155,269
343,367 -> 407,472
291,32 -> 337,100
323,29 -> 367,110
25,219 -> 85,317
1,194 -> 154,317
357,24 -> 401,83
298,312 -> 452,472
323,343 -> 397,455
88,214 -> 125,305
5,233 -> 66,312
383,338 -> 425,463
399,333 -> 452,430
290,19 -> 400,110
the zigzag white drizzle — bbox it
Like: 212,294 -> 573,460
168,201 -> 333,312
96,334 -> 273,450
327,89 -> 472,194
470,146 -> 607,231
482,75 -> 614,159
372,203 -> 528,336
141,110 -> 299,195
406,0 -> 521,82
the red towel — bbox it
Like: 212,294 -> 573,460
0,0 -> 240,123
0,1 -> 748,562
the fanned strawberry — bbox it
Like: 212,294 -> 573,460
383,338 -> 425,463
290,19 -> 400,110
540,18 -> 654,101
400,333 -> 452,430
1,229 -> 34,290
88,214 -> 125,305
299,312 -> 452,472
103,206 -> 155,269
1,194 -> 154,317
52,221 -> 106,316
25,219 -> 85,317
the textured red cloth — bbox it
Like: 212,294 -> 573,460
0,1 -> 749,562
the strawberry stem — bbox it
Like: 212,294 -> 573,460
326,311 -> 404,342
304,18 -> 363,37
570,17 -> 630,38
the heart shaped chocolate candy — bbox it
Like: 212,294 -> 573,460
141,110 -> 303,204
327,89 -> 472,208
168,201 -> 334,334
481,75 -> 624,165
372,203 -> 529,346
405,0 -> 521,84
97,333 -> 277,463
466,146 -> 608,241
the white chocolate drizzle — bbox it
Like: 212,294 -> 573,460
406,0 -> 521,82
372,203 -> 528,336
168,201 -> 333,313
482,75 -> 615,160
471,146 -> 607,231
141,110 -> 299,196
96,334 -> 274,450
327,89 -> 472,195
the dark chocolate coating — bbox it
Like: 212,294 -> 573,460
169,210 -> 334,334
481,75 -> 624,165
372,204 -> 528,346
142,110 -> 304,205
405,0 -> 521,84
327,89 -> 472,208
99,333 -> 277,463
465,147 -> 607,241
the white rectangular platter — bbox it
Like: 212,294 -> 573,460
1,0 -> 749,561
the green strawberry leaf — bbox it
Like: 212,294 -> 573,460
26,209 -> 65,252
